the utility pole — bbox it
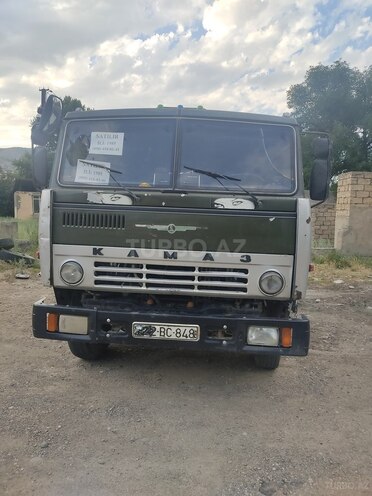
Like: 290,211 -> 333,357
37,88 -> 50,114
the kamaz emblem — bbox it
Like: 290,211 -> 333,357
135,223 -> 207,234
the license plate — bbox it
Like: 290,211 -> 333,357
132,322 -> 200,341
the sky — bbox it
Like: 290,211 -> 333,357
0,0 -> 371,148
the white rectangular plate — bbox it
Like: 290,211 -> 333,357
132,322 -> 200,341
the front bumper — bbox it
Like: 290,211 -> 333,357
32,299 -> 310,356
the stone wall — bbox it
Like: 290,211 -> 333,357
336,172 -> 372,213
311,195 -> 336,245
0,221 -> 18,240
334,172 -> 372,256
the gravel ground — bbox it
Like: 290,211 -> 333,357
0,269 -> 371,496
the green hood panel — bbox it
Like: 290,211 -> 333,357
53,205 -> 296,255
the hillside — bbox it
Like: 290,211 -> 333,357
0,147 -> 30,172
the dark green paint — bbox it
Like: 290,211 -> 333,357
53,204 -> 296,254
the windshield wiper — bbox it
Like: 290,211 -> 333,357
79,160 -> 139,201
184,166 -> 261,207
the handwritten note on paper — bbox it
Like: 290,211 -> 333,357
89,132 -> 124,156
75,160 -> 111,185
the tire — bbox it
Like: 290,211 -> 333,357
254,354 -> 281,370
68,341 -> 109,361
0,238 -> 14,250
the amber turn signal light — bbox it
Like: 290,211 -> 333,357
280,327 -> 293,348
47,313 -> 59,332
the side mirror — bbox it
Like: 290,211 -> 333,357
32,146 -> 49,189
310,137 -> 331,201
310,159 -> 329,201
31,94 -> 62,146
313,136 -> 330,159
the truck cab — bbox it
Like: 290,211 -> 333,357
31,96 -> 330,369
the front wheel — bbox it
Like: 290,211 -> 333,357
254,354 -> 281,370
68,341 -> 109,361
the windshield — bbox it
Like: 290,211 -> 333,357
59,116 -> 296,193
178,119 -> 296,192
59,118 -> 176,187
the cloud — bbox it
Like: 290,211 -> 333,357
0,0 -> 370,146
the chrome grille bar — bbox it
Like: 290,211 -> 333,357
93,261 -> 249,294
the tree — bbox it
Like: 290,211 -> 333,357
0,95 -> 89,216
12,152 -> 32,180
287,60 -> 372,183
0,168 -> 16,217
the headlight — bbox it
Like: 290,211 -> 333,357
259,270 -> 284,295
247,326 -> 279,346
60,261 -> 84,285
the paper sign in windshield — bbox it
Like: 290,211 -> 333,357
75,159 -> 111,185
89,132 -> 124,156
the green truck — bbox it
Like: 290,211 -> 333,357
31,93 -> 331,369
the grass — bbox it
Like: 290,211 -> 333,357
17,218 -> 39,254
0,217 -> 39,271
310,251 -> 372,284
312,250 -> 372,269
313,250 -> 351,268
0,217 -> 39,254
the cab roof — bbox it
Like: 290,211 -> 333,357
64,106 -> 298,126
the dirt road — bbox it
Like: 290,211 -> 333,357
0,268 -> 371,496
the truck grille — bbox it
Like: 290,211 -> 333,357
62,211 -> 125,229
94,261 -> 249,295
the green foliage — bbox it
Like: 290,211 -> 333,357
287,60 -> 372,184
0,154 -> 34,216
312,250 -> 372,269
12,152 -> 32,179
325,251 -> 352,269
0,168 -> 16,216
17,218 -> 39,250
0,216 -> 39,260
15,218 -> 39,257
